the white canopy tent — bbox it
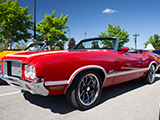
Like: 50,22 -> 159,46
145,43 -> 155,52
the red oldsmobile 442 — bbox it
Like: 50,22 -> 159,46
1,37 -> 160,110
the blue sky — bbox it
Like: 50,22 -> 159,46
17,0 -> 160,49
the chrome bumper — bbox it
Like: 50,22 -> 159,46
2,74 -> 49,96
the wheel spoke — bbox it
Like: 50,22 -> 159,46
89,90 -> 95,101
87,79 -> 92,86
84,92 -> 90,103
83,77 -> 87,85
80,90 -> 85,98
90,80 -> 96,88
84,76 -> 89,85
82,80 -> 86,86
81,94 -> 85,102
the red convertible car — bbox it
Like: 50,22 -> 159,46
1,37 -> 160,110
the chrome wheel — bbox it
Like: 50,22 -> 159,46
141,64 -> 156,84
65,70 -> 102,110
148,65 -> 155,83
77,73 -> 100,106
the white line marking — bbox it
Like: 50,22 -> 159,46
0,91 -> 21,97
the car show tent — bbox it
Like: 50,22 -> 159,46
145,43 -> 155,52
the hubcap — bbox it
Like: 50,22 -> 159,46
148,65 -> 155,83
78,73 -> 100,106
86,86 -> 90,91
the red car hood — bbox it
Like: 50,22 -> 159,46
2,50 -> 68,63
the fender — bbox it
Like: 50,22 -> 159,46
45,65 -> 107,87
44,65 -> 107,94
150,61 -> 158,71
64,65 -> 107,93
68,65 -> 107,84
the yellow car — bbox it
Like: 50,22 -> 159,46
0,42 -> 48,83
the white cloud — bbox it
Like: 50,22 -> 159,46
103,8 -> 118,14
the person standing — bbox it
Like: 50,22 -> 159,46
28,39 -> 39,51
43,38 -> 51,50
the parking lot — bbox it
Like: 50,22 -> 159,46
0,74 -> 160,120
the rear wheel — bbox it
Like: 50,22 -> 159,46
141,64 -> 156,84
65,70 -> 102,110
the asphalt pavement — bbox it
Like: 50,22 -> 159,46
0,75 -> 160,120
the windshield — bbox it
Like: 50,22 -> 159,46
73,38 -> 116,50
25,43 -> 45,51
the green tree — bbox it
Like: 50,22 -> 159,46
0,33 -> 3,49
99,24 -> 129,48
13,42 -> 27,49
0,0 -> 33,49
144,34 -> 160,49
36,10 -> 69,49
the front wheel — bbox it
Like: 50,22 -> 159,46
65,70 -> 102,110
141,64 -> 156,84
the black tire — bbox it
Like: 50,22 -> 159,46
65,70 -> 102,110
156,69 -> 160,74
141,64 -> 156,84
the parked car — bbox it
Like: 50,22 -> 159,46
0,41 -> 49,59
153,49 -> 160,55
1,37 -> 160,110
0,42 -> 49,83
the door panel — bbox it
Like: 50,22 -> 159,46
113,52 -> 143,84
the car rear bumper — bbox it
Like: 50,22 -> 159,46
2,74 -> 49,96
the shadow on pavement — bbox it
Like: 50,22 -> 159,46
99,76 -> 160,105
0,78 -> 8,85
99,79 -> 144,104
23,92 -> 76,114
23,76 -> 160,114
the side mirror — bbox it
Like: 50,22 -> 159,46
121,47 -> 129,53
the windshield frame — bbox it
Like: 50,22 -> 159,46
73,37 -> 119,51
24,42 -> 46,51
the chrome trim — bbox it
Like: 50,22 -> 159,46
4,60 -> 22,78
68,65 -> 107,84
106,68 -> 148,78
40,43 -> 47,50
45,80 -> 69,86
64,65 -> 107,94
2,74 -> 49,96
114,38 -> 119,51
